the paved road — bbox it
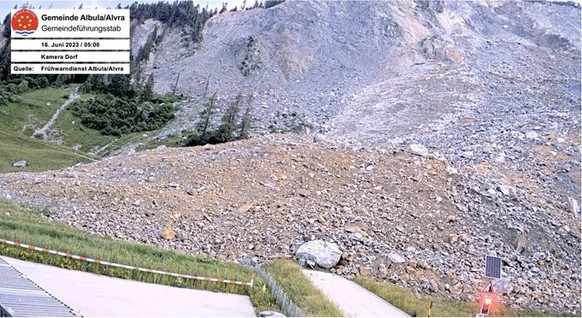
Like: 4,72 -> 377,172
303,269 -> 409,317
1,256 -> 256,317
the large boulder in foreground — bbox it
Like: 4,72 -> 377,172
295,240 -> 342,269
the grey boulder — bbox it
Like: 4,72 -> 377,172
493,278 -> 513,295
296,240 -> 342,269
409,144 -> 429,157
258,311 -> 286,317
12,160 -> 27,168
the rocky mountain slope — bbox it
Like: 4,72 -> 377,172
137,0 -> 580,135
0,134 -> 580,313
135,0 -> 580,221
0,0 -> 580,314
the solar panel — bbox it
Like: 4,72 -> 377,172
485,255 -> 502,279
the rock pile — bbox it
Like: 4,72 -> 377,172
0,134 -> 579,314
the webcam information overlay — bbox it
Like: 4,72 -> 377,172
11,8 -> 130,74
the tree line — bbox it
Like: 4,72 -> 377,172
69,73 -> 175,137
185,92 -> 254,146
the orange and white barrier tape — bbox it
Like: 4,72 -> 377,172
0,238 -> 255,287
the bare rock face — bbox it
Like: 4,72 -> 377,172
296,240 -> 342,269
493,278 -> 513,295
409,144 -> 429,157
387,253 -> 406,264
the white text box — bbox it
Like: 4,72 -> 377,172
12,51 -> 130,63
12,39 -> 130,51
11,63 -> 130,74
11,9 -> 129,39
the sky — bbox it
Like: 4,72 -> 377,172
0,0 -> 247,18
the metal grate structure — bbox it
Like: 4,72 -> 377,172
0,257 -> 77,317
255,266 -> 305,317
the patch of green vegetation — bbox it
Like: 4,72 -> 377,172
101,130 -> 161,155
0,86 -> 70,134
0,199 -> 279,313
0,76 -> 51,106
51,107 -> 114,153
354,276 -> 574,317
264,259 -> 344,317
70,94 -> 175,137
138,133 -> 188,151
0,129 -> 96,173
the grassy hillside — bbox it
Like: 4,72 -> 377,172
51,93 -> 164,155
0,85 -> 173,168
0,86 -> 70,135
0,86 -> 98,172
265,260 -> 344,317
0,129 -> 97,173
50,92 -> 113,154
52,108 -> 162,156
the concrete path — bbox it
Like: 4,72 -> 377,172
303,269 -> 409,317
1,256 -> 256,317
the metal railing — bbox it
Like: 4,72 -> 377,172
254,266 -> 305,317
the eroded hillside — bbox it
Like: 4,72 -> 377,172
0,134 -> 580,313
0,0 -> 580,314
132,0 -> 581,213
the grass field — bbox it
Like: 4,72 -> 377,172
354,275 -> 574,317
52,106 -> 116,154
50,91 -> 117,154
137,133 -> 189,151
0,199 -> 279,313
0,86 -> 70,135
1,87 -> 169,159
0,86 -> 100,172
51,94 -> 175,155
264,259 -> 344,317
0,129 -> 97,173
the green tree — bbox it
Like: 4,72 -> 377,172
136,26 -> 157,65
54,74 -> 72,86
197,92 -> 218,138
2,13 -> 11,38
142,74 -> 155,101
264,0 -> 285,9
216,93 -> 242,142
108,74 -> 135,98
0,42 -> 9,81
239,95 -> 254,139
17,80 -> 29,94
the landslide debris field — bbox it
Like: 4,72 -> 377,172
0,0 -> 580,315
0,134 -> 580,313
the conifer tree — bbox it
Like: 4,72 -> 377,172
217,93 -> 242,142
197,92 -> 218,138
239,95 -> 254,139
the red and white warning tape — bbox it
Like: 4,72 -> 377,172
0,238 -> 255,287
